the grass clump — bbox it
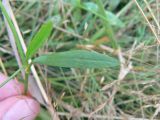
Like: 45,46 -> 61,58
0,0 -> 160,119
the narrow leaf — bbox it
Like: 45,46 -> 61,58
0,68 -> 22,88
81,2 -> 124,27
0,1 -> 25,64
33,50 -> 119,68
26,21 -> 53,60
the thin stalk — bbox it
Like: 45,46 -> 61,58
133,0 -> 160,43
24,72 -> 29,94
143,0 -> 160,31
24,63 -> 32,94
95,0 -> 118,49
0,68 -> 22,88
77,1 -> 118,48
2,0 -> 50,105
0,1 -> 25,64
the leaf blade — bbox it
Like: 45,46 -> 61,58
26,21 -> 53,60
33,50 -> 119,68
81,2 -> 124,27
0,1 -> 25,64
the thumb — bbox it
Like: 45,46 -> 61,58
0,73 -> 24,101
0,96 -> 40,120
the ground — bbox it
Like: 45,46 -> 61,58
0,0 -> 160,119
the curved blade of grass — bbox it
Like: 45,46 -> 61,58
0,68 -> 22,88
33,50 -> 119,68
81,2 -> 124,27
0,1 -> 25,64
76,1 -> 120,49
26,21 -> 53,60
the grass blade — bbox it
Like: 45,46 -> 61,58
0,1 -> 25,64
0,68 -> 22,88
26,21 -> 53,60
33,50 -> 119,68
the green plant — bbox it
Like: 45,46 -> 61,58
0,1 -> 119,94
1,0 -> 160,119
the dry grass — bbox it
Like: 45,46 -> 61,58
0,0 -> 160,119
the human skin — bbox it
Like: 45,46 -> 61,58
0,73 -> 40,120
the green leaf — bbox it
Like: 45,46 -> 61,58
69,0 -> 81,7
108,0 -> 120,10
83,2 -> 98,12
0,68 -> 22,88
105,11 -> 124,27
0,1 -> 25,64
81,2 -> 124,27
33,50 -> 119,68
26,21 -> 53,60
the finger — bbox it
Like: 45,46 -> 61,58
0,73 -> 24,101
0,95 -> 40,120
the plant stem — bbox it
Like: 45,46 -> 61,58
95,0 -> 118,49
0,68 -> 22,88
0,1 -> 25,64
24,63 -> 31,94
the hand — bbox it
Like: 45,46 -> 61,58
0,73 -> 40,120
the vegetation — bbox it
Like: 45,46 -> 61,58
0,0 -> 160,119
